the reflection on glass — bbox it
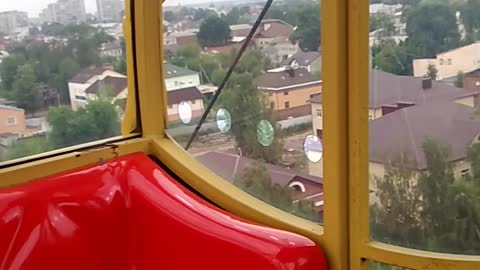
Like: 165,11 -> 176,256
304,135 -> 322,163
178,101 -> 193,124
216,108 -> 232,133
257,120 -> 274,147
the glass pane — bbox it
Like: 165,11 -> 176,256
369,261 -> 407,270
163,0 -> 323,223
0,0 -> 128,163
369,0 -> 480,255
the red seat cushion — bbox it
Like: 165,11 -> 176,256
0,153 -> 327,270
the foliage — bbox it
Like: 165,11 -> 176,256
6,136 -> 53,160
222,7 -> 249,25
48,100 -> 120,148
0,53 -> 26,92
216,73 -> 283,164
13,63 -> 41,114
198,16 -> 231,47
455,71 -> 465,88
370,13 -> 396,45
234,161 -> 320,222
426,64 -> 438,80
373,41 -> 412,75
289,2 -> 321,51
164,11 -> 176,22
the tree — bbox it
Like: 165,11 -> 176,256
405,3 -> 460,58
373,41 -> 411,75
234,161 -> 320,222
13,63 -> 41,114
455,71 -> 465,88
197,16 -> 231,47
216,73 -> 283,164
370,13 -> 396,45
48,99 -> 120,148
461,0 -> 480,38
0,54 -> 26,91
163,11 -> 176,22
426,64 -> 438,80
290,2 -> 321,51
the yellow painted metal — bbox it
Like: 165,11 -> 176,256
121,0 -> 138,135
0,137 -> 151,188
346,0 -> 369,269
366,242 -> 480,270
151,136 -> 325,245
321,0 -> 350,269
134,0 -> 167,136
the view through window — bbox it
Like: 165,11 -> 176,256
369,0 -> 480,259
163,0 -> 323,223
0,0 -> 127,163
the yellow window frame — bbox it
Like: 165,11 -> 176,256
1,0 -> 480,270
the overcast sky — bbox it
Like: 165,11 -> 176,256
0,0 -> 224,17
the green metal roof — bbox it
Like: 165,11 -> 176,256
164,64 -> 198,79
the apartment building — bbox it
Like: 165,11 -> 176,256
39,0 -> 87,24
97,0 -> 125,22
0,11 -> 28,35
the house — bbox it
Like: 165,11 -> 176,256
164,64 -> 201,91
100,42 -> 123,58
68,65 -> 126,110
255,68 -> 322,120
262,37 -> 298,65
369,29 -> 407,47
230,24 -> 251,38
283,51 -> 321,73
308,70 -> 479,178
369,102 -> 480,186
413,42 -> 480,81
163,30 -> 198,47
167,86 -> 204,122
0,105 -> 26,138
84,76 -> 128,103
253,19 -> 294,49
369,3 -> 402,15
196,150 -> 324,209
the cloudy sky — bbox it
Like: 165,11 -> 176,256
0,0 -> 223,17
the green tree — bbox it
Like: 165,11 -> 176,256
198,16 -> 231,47
405,3 -> 460,58
217,73 -> 283,164
461,0 -> 480,38
48,99 -> 120,148
13,63 -> 41,114
426,64 -> 438,80
373,41 -> 411,75
6,137 -> 53,160
455,71 -> 465,88
163,11 -> 176,22
0,54 -> 26,92
290,2 -> 321,51
234,161 -> 320,222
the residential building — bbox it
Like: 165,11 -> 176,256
84,75 -> 127,103
253,19 -> 294,49
255,68 -> 322,120
39,0 -> 87,24
163,30 -> 198,47
369,102 -> 480,187
0,105 -> 27,137
413,42 -> 480,81
100,41 -> 123,58
369,29 -> 407,47
68,65 -> 125,110
230,24 -> 251,38
262,37 -> 298,65
284,51 -> 322,73
97,0 -> 125,22
167,86 -> 204,122
369,3 -> 402,15
0,11 -> 28,35
196,150 -> 324,210
164,64 -> 201,91
464,69 -> 480,104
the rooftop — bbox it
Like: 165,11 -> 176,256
164,64 -> 198,79
284,51 -> 321,67
85,76 -> 128,97
369,102 -> 480,170
255,68 -> 321,90
255,19 -> 294,39
167,86 -> 203,105
0,104 -> 23,112
70,65 -> 116,84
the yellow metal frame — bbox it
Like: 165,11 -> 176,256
1,0 -> 480,269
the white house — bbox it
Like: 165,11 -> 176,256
164,64 -> 201,91
68,65 -> 126,110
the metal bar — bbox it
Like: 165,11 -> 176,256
185,0 -> 274,150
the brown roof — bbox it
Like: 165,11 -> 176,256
70,65 -> 114,84
369,102 -> 480,170
284,51 -> 321,66
85,76 -> 127,97
196,150 -> 322,186
465,68 -> 480,78
255,19 -> 294,39
167,86 -> 203,105
255,68 -> 321,90
370,70 -> 476,109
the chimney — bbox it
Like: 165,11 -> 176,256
285,66 -> 295,77
422,78 -> 432,90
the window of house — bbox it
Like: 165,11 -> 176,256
439,59 -> 444,65
461,169 -> 470,178
284,91 -> 289,96
7,116 -> 16,126
270,102 -> 275,109
369,115 -> 373,121
316,109 -> 322,117
448,58 -> 452,65
192,100 -> 196,105
174,81 -> 179,86
285,102 -> 290,109
168,104 -> 173,109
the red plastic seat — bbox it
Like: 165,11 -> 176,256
0,153 -> 327,270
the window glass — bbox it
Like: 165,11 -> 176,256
369,0 -> 480,255
163,0 -> 322,223
0,0 -> 128,163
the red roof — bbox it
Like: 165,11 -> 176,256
85,76 -> 127,97
167,87 -> 203,105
